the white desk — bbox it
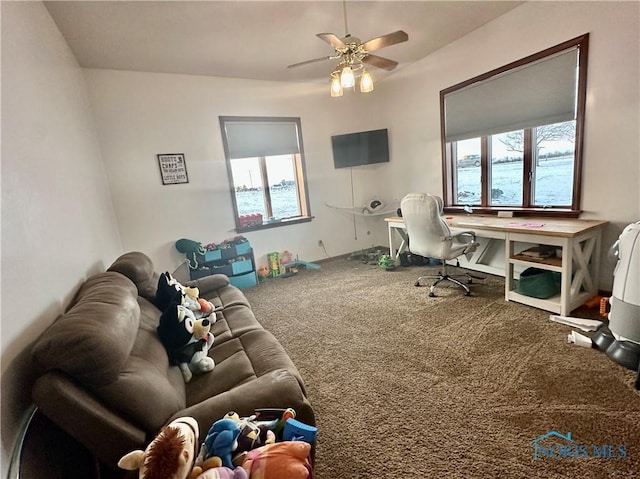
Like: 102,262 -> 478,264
385,215 -> 608,315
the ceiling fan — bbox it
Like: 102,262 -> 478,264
287,1 -> 409,96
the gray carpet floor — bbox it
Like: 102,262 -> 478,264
244,257 -> 640,478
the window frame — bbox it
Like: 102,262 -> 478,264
439,34 -> 589,217
219,116 -> 312,232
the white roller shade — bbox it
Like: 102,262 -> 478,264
444,48 -> 579,142
223,120 -> 300,159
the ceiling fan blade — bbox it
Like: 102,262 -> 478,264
287,56 -> 334,69
317,33 -> 347,50
363,54 -> 399,71
362,30 -> 408,52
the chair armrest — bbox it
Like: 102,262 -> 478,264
450,227 -> 477,242
32,371 -> 146,469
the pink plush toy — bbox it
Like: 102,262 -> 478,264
242,441 -> 312,479
195,467 -> 247,479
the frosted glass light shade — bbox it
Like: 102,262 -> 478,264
330,76 -> 343,97
340,66 -> 355,88
360,70 -> 374,93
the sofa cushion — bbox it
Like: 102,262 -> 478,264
185,329 -> 305,406
212,303 -> 265,345
107,251 -> 159,304
32,272 -> 140,387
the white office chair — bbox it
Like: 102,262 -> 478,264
400,193 -> 482,296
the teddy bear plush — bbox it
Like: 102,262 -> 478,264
157,299 -> 215,382
118,416 -> 199,479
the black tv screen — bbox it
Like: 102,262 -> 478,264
331,128 -> 390,169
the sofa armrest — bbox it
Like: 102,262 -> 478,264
186,274 -> 230,296
172,369 -> 315,433
33,371 -> 147,470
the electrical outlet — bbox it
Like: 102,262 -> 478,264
318,240 -> 324,247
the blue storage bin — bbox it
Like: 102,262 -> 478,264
235,242 -> 252,255
204,249 -> 222,262
231,258 -> 253,275
208,258 -> 253,277
221,245 -> 252,261
229,271 -> 258,289
206,244 -> 253,261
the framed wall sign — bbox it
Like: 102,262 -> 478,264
157,153 -> 189,185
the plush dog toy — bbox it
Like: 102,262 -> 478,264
157,300 -> 215,382
156,272 -> 218,321
156,271 -> 183,312
118,416 -> 199,479
182,285 -> 217,321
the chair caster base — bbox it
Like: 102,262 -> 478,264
428,292 -> 436,297
414,281 -> 421,287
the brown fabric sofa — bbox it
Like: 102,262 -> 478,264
30,251 -> 314,471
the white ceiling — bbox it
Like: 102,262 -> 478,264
44,1 -> 522,84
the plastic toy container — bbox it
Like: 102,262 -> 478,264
229,271 -> 258,289
208,258 -> 253,277
205,243 -> 252,262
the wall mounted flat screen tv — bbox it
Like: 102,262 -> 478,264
331,128 -> 390,169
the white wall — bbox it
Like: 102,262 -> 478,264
84,69 -> 396,272
380,0 -> 640,289
2,0 -> 638,472
0,2 -> 122,472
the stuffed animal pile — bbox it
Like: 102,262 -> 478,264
118,417 -> 200,479
156,272 -> 219,382
119,410 -> 316,479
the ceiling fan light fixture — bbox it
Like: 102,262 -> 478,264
330,75 -> 344,97
360,70 -> 374,93
340,66 -> 355,88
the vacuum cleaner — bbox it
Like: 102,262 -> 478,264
592,221 -> 640,388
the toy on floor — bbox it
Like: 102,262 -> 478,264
118,416 -> 199,479
257,266 -> 270,282
157,300 -> 215,382
267,252 -> 285,277
378,254 -> 396,271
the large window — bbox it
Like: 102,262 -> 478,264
440,34 -> 588,216
219,117 -> 311,232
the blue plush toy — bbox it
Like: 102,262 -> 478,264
197,418 -> 241,469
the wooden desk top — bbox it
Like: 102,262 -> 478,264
385,214 -> 607,238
